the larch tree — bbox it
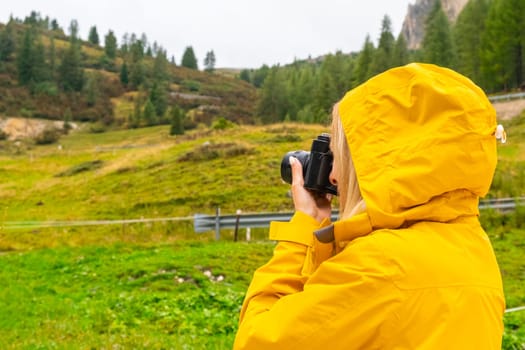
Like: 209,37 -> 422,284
204,50 -> 216,72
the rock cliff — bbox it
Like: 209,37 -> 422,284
401,0 -> 469,50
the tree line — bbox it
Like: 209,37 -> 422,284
241,0 -> 525,124
0,11 -> 217,133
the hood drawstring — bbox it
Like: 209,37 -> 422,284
495,125 -> 507,144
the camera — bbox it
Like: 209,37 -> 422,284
280,133 -> 337,195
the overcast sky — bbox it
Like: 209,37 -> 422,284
2,1 -> 414,69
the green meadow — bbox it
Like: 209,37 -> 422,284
0,119 -> 524,349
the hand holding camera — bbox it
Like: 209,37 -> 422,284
280,134 -> 336,223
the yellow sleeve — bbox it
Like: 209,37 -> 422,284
237,211 -> 331,323
234,228 -> 401,350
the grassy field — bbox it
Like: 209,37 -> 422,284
0,120 -> 524,348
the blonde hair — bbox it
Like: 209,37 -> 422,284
331,104 -> 365,219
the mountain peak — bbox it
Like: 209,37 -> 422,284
401,0 -> 469,50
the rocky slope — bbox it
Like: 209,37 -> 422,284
401,0 -> 469,50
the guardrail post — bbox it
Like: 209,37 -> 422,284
234,209 -> 241,242
215,207 -> 221,240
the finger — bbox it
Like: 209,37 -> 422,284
289,156 -> 304,186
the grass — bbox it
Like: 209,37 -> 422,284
0,241 -> 275,349
0,120 -> 524,348
0,231 -> 523,349
0,124 -> 322,226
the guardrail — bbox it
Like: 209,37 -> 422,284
3,197 -> 524,240
489,92 -> 525,102
194,197 -> 525,239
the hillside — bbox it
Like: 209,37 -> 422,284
0,14 -> 257,141
1,110 -> 524,247
0,122 -> 330,248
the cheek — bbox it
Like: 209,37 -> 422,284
330,161 -> 340,185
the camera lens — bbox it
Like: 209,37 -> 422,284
280,151 -> 310,184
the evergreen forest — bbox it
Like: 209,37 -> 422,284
241,0 -> 525,124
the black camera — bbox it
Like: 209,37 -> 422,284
280,133 -> 337,195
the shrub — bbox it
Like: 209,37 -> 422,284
19,108 -> 33,118
211,117 -> 237,130
181,80 -> 201,92
89,122 -> 107,133
270,133 -> 302,143
31,82 -> 59,97
34,127 -> 61,145
55,160 -> 104,177
178,142 -> 255,162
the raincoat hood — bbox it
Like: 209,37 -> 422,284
334,63 -> 498,241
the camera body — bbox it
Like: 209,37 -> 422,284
280,133 -> 337,195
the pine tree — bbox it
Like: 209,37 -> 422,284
32,37 -> 49,83
316,53 -> 350,114
0,20 -> 16,61
120,62 -> 129,86
257,66 -> 288,123
129,61 -> 145,88
49,35 -> 56,78
354,35 -> 375,85
239,69 -> 251,82
128,38 -> 146,88
481,0 -> 525,91
369,15 -> 396,75
153,48 -> 169,81
252,65 -> 270,87
104,30 -> 117,59
422,0 -> 456,68
88,26 -> 100,45
50,19 -> 60,31
169,106 -> 185,135
130,97 -> 142,128
59,22 -> 84,92
149,81 -> 168,118
392,34 -> 410,68
84,73 -> 99,106
17,29 -> 34,85
204,50 -> 216,72
453,0 -> 490,85
142,98 -> 157,126
181,46 -> 198,69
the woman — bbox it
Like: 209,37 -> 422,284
234,63 -> 505,349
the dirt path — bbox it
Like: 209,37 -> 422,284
492,99 -> 525,120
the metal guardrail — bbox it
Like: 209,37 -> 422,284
489,92 -> 525,102
194,211 -> 340,240
2,216 -> 193,230
479,197 -> 525,211
194,197 -> 525,239
2,198 -> 524,239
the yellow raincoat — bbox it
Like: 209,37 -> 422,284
234,63 -> 505,349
